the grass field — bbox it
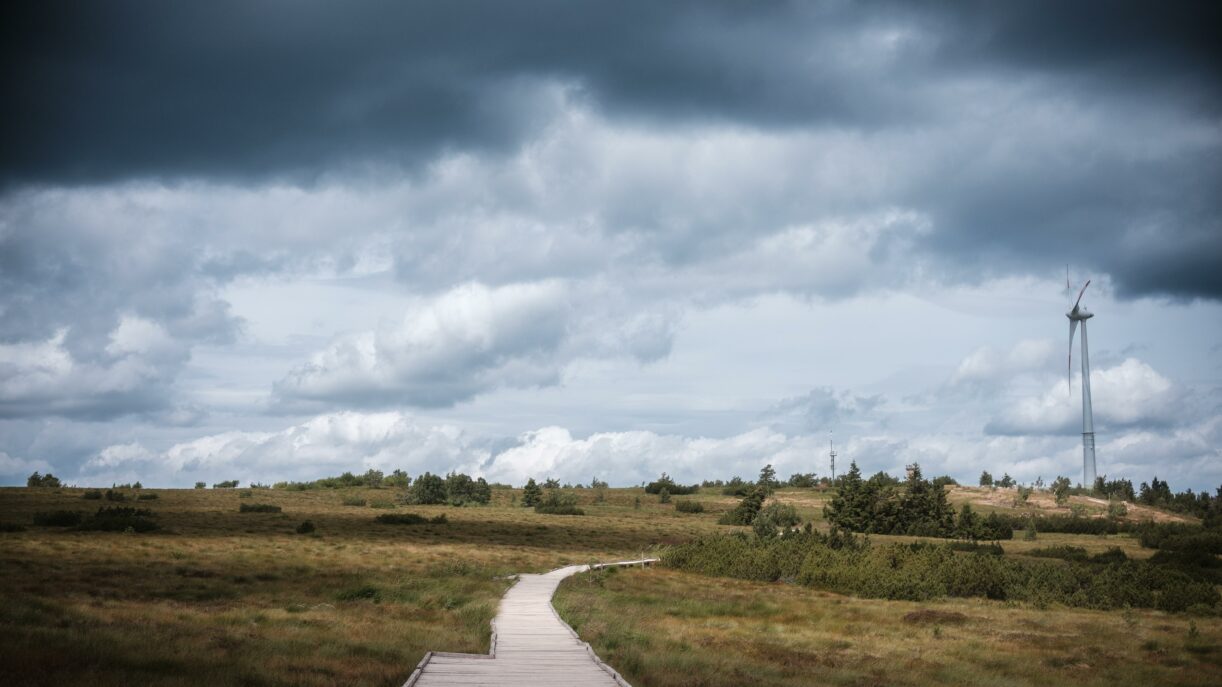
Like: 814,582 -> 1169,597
555,565 -> 1221,687
1,484 -> 1217,686
0,484 -> 719,686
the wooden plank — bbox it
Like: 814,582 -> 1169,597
406,560 -> 658,687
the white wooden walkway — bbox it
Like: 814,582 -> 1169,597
404,559 -> 657,687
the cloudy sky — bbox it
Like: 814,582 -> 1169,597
2,1 -> 1220,490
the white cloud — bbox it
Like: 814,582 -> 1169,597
0,450 -> 54,481
274,280 -> 677,409
987,358 -> 1178,435
951,338 -> 1058,386
0,319 -> 187,419
82,411 -> 487,486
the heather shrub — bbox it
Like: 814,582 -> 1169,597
663,531 -> 1219,612
33,510 -> 85,527
78,506 -> 158,532
535,490 -> 584,515
239,503 -> 281,513
675,500 -> 705,513
644,473 -> 699,495
375,513 -> 446,525
718,488 -> 765,526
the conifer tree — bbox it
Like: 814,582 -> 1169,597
522,478 -> 543,507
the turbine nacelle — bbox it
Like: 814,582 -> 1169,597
1067,307 -> 1093,321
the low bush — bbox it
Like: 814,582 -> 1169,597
81,490 -> 103,500
675,500 -> 705,513
993,513 -> 1130,535
33,510 -> 85,527
335,585 -> 380,601
104,489 -> 127,502
296,520 -> 315,534
718,488 -> 765,526
535,490 -> 585,515
752,502 -> 801,539
369,499 -> 396,509
137,493 -> 158,501
77,506 -> 158,532
1,522 -> 27,532
342,497 -> 367,507
1027,545 -> 1090,562
535,504 -> 585,515
948,541 -> 1004,556
645,473 -> 699,495
375,513 -> 447,525
662,531 -> 1220,613
239,503 -> 282,513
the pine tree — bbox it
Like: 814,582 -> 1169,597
824,461 -> 867,531
758,464 -> 778,494
522,478 -> 542,507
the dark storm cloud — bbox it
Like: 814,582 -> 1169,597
4,0 -> 1217,187
2,0 -> 1220,306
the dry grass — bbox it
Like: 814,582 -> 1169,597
945,485 -> 1196,524
556,566 -> 1222,687
0,485 -> 721,686
3,485 -> 1214,686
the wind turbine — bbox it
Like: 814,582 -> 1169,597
1066,273 -> 1096,487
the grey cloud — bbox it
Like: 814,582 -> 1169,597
3,1 -> 1220,300
272,280 -> 678,410
765,387 -> 884,434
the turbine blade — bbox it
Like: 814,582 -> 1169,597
1068,319 -> 1079,391
1074,280 -> 1091,309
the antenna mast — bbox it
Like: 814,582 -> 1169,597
829,433 -> 837,481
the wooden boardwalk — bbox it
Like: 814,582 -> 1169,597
404,560 -> 657,687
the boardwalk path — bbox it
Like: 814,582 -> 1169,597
405,560 -> 657,687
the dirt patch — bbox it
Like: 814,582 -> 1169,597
946,486 -> 1195,524
902,609 -> 968,625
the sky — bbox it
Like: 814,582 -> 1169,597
2,1 -> 1220,490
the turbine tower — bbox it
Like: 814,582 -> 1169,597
1066,276 -> 1097,486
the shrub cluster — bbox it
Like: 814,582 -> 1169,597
535,489 -> 584,515
1137,522 -> 1222,555
239,503 -> 282,513
77,506 -> 159,532
991,513 -> 1130,535
26,472 -> 62,488
402,471 -> 491,506
663,530 -> 1219,612
375,512 -> 447,525
825,463 -> 954,536
274,469 -> 410,490
81,490 -> 103,500
675,500 -> 705,513
644,473 -> 699,495
718,488 -> 766,526
33,510 -> 85,527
